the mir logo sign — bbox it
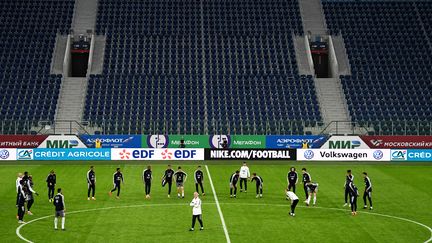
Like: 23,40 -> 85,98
329,140 -> 361,149
47,140 -> 79,148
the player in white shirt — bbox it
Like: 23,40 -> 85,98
189,192 -> 203,231
239,162 -> 250,193
285,189 -> 299,217
16,173 -> 23,192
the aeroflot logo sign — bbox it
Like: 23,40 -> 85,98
111,149 -> 204,160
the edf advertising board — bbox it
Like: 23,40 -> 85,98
111,148 -> 205,161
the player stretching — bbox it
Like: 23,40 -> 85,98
305,182 -> 319,206
348,181 -> 359,216
162,165 -> 175,198
46,170 -> 56,202
174,167 -> 187,198
251,173 -> 263,198
194,166 -> 205,196
109,168 -> 124,199
285,189 -> 299,217
362,172 -> 373,210
343,170 -> 354,207
229,171 -> 240,198
239,162 -> 250,193
87,166 -> 96,200
189,192 -> 204,231
287,167 -> 298,193
301,168 -> 311,201
142,165 -> 152,199
53,188 -> 66,230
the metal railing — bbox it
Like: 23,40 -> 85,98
1,120 -> 432,136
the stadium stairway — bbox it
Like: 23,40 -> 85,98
296,0 -> 353,134
314,78 -> 353,134
298,0 -> 327,35
47,0 -> 102,134
71,0 -> 98,34
54,77 -> 88,134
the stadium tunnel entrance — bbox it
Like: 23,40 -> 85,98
70,34 -> 90,77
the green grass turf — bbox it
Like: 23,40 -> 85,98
1,162 -> 431,243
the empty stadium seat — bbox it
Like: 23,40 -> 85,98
87,0 -> 321,134
0,0 -> 74,134
323,0 -> 432,135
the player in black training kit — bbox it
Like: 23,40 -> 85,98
362,172 -> 373,210
301,168 -> 311,201
287,167 -> 298,193
142,165 -> 152,199
26,175 -> 37,215
109,168 -> 124,199
229,171 -> 240,198
343,170 -> 354,207
46,170 -> 56,202
174,167 -> 187,198
87,166 -> 96,200
17,180 -> 27,223
348,181 -> 359,216
194,166 -> 205,195
162,165 -> 175,198
53,188 -> 66,230
251,173 -> 263,198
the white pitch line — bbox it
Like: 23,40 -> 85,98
222,202 -> 432,243
16,203 -> 189,243
205,165 -> 231,243
16,202 -> 431,243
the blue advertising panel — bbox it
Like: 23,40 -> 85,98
33,149 -> 111,160
80,135 -> 142,148
391,149 -> 432,161
266,135 -> 327,149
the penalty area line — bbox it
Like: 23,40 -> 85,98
205,165 -> 231,243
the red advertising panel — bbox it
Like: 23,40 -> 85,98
361,136 -> 432,149
0,135 -> 48,148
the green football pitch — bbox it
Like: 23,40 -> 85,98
1,162 -> 431,243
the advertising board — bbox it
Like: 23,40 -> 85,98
205,149 -> 296,160
320,136 -> 370,149
111,148 -> 205,161
297,149 -> 390,161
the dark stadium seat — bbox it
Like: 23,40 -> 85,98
0,0 -> 74,134
87,0 -> 321,134
322,0 -> 432,135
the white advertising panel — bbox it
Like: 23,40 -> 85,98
111,148 -> 205,161
298,149 -> 390,161
0,148 -> 17,161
